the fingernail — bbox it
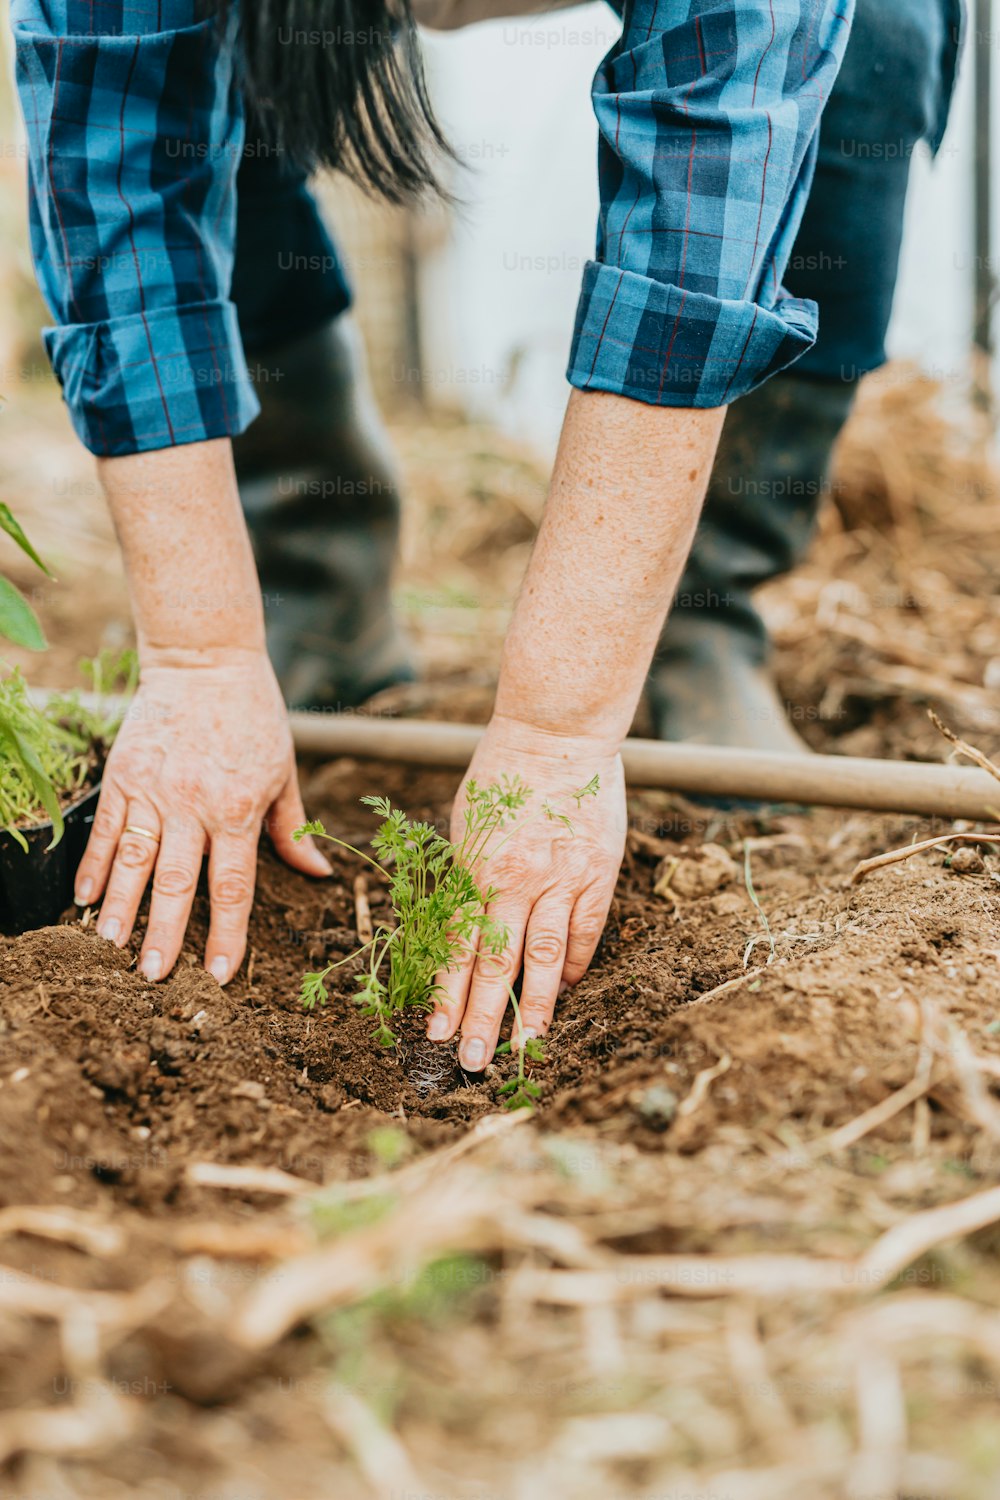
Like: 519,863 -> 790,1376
460,1037 -> 487,1072
74,879 -> 93,906
98,918 -> 121,945
559,980 -> 571,995
140,950 -> 162,981
209,956 -> 230,985
514,1026 -> 538,1050
427,1012 -> 450,1041
314,851 -> 334,876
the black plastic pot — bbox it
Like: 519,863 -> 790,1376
0,783 -> 101,934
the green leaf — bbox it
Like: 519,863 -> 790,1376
300,972 -> 329,1010
293,819 -> 326,842
572,773 -> 601,803
0,716 -> 64,847
0,576 -> 46,650
0,504 -> 52,577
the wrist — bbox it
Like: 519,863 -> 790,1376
493,664 -> 637,750
484,711 -> 622,765
101,438 -> 267,661
137,642 -> 271,674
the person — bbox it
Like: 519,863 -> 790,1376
9,0 -> 957,1075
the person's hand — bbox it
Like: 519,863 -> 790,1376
425,714 -> 627,1071
74,647 -> 331,984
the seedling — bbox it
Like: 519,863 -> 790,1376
0,669 -> 87,849
0,650 -> 136,849
0,477 -> 135,850
294,772 -> 599,1109
494,1021 -> 545,1111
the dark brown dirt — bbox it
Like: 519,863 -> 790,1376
5,750 -> 1000,1230
0,767 -> 492,1223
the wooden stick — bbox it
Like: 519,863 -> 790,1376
39,694 -> 1000,820
289,714 -> 1000,820
353,873 -> 374,944
850,831 -> 1000,884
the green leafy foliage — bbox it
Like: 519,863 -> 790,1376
0,497 -> 137,847
495,997 -> 547,1110
0,651 -> 137,851
0,671 -> 86,849
0,504 -> 50,651
0,504 -> 53,578
296,773 -> 600,1111
45,648 -> 139,748
0,577 -> 46,651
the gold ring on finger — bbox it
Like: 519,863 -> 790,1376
124,824 -> 160,843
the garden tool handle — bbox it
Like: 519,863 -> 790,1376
287,713 -> 1000,822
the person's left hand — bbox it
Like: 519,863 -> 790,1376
425,714 -> 627,1072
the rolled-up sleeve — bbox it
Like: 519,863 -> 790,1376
11,0 -> 259,456
568,0 -> 855,408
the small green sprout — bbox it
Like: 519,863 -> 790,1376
295,772 -> 600,1110
495,1025 -> 545,1112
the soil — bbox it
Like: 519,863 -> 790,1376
5,756 -> 1000,1217
3,376 -> 1000,1497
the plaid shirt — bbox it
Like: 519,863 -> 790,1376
12,0 -> 854,457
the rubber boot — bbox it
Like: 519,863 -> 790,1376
232,315 -> 415,711
648,373 -> 857,751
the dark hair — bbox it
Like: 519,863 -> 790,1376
211,0 -> 453,202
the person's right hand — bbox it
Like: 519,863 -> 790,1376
74,646 -> 331,984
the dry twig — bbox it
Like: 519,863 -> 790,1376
677,1055 -> 733,1120
184,1162 -> 316,1198
323,1383 -> 425,1497
808,1069 -> 936,1157
849,832 -> 1000,885
929,709 -> 1000,785
0,1206 -> 123,1257
353,873 -> 374,944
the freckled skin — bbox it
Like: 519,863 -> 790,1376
429,389 -> 727,1069
494,391 -> 725,745
76,439 -> 332,986
80,392 -> 725,1049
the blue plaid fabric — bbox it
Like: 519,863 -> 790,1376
568,0 -> 856,407
13,0 -> 853,455
12,0 -> 258,456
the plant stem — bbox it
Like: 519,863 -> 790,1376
313,830 -> 390,878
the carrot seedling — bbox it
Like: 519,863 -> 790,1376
293,772 -> 599,1109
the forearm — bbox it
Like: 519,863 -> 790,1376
494,389 -> 725,747
98,439 -> 264,661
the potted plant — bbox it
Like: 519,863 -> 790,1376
0,503 -> 131,931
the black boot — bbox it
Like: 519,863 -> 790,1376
233,316 -> 415,711
648,373 -> 857,751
